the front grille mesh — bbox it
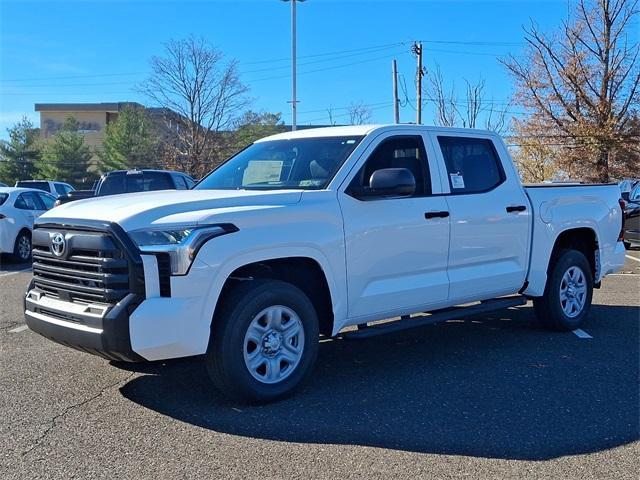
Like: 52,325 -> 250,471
32,230 -> 130,304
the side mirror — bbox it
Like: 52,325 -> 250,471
352,168 -> 416,199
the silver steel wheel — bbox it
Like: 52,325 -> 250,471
559,266 -> 587,318
243,305 -> 305,385
17,234 -> 31,260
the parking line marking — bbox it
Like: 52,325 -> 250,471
625,255 -> 640,263
0,268 -> 31,278
8,325 -> 28,333
572,328 -> 593,339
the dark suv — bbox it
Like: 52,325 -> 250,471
55,169 -> 195,206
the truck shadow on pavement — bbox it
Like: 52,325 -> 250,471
117,304 -> 639,460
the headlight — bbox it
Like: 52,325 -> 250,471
129,224 -> 237,275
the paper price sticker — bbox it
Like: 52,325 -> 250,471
450,173 -> 465,189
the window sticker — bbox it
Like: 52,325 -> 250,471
450,173 -> 465,189
243,160 -> 283,185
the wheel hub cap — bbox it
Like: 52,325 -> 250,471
559,266 -> 587,318
243,305 -> 305,384
262,331 -> 283,356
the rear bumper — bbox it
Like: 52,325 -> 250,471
600,241 -> 627,278
24,286 -> 144,362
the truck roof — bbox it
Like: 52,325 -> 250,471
258,124 -> 499,142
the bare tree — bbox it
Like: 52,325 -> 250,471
426,66 -> 457,127
347,101 -> 373,125
502,0 -> 640,182
426,65 -> 510,133
140,36 -> 249,177
326,105 -> 337,125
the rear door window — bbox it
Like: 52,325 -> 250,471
136,172 -> 174,191
0,193 -> 7,206
15,192 -> 41,210
437,136 -> 505,194
173,174 -> 188,190
54,183 -> 67,196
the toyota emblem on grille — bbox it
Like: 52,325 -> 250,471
51,233 -> 66,257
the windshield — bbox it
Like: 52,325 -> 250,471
195,136 -> 364,191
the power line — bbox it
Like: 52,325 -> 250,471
248,51 -> 412,83
3,49 -> 409,90
2,42 -> 408,84
417,39 -> 522,47
2,38 -> 523,84
241,44 -> 404,75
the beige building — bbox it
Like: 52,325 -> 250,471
35,102 -> 143,151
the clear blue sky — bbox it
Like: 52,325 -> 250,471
0,0 -> 570,138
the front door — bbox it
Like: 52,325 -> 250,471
339,134 -> 451,321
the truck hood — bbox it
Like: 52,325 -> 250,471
41,189 -> 303,231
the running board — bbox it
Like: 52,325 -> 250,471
342,296 -> 528,340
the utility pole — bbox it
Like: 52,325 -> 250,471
281,0 -> 305,131
412,42 -> 424,124
392,59 -> 400,124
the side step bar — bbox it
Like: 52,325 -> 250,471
342,295 -> 528,340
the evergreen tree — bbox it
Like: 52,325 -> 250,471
99,106 -> 156,171
37,117 -> 94,186
0,117 -> 40,185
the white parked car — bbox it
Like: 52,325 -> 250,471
0,187 -> 56,261
15,180 -> 75,198
24,125 -> 626,403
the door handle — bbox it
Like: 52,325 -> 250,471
506,205 -> 527,213
425,211 -> 450,219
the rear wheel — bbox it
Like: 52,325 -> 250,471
206,279 -> 319,404
12,230 -> 31,262
533,249 -> 593,331
624,240 -> 631,250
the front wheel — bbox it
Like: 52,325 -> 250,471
206,279 -> 319,404
533,249 -> 593,331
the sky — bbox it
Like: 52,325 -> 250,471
0,0 -> 575,139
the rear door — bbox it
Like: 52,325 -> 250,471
14,192 -> 42,228
430,133 -> 531,303
339,132 -> 451,321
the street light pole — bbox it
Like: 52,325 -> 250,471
282,0 -> 304,131
291,0 -> 298,131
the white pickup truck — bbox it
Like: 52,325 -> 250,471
24,125 -> 626,403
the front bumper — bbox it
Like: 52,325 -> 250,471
24,218 -> 219,363
24,285 -> 145,362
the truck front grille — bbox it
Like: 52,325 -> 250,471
32,226 -> 133,304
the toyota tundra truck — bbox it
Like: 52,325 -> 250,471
24,125 -> 626,403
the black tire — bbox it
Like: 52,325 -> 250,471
206,279 -> 319,404
533,249 -> 593,331
624,240 -> 631,250
12,230 -> 32,263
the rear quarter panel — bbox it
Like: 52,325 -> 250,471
524,185 -> 625,296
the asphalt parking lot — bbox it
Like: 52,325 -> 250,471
1,254 -> 638,479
